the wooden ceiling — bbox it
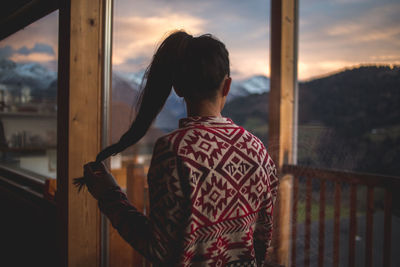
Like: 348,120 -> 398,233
0,0 -> 59,40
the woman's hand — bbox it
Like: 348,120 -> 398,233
83,161 -> 119,200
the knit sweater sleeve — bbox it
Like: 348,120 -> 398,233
97,137 -> 187,265
253,155 -> 279,265
98,186 -> 167,264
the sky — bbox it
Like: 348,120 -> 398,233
299,0 -> 400,80
0,11 -> 59,72
0,0 -> 399,81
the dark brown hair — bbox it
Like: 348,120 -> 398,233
96,30 -> 230,162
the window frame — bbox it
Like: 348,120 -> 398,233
0,0 -> 61,197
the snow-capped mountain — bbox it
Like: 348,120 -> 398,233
238,75 -> 270,94
116,70 -> 270,104
119,71 -> 144,89
111,71 -> 186,131
229,75 -> 269,101
0,59 -> 269,132
111,71 -> 270,131
112,72 -> 139,106
0,59 -> 57,91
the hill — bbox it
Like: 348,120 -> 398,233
222,92 -> 269,143
2,58 -> 397,175
299,65 -> 400,133
223,65 -> 400,176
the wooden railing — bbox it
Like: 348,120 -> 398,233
282,164 -> 400,267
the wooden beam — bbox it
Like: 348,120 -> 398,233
269,0 -> 298,265
277,174 -> 293,267
0,0 -> 59,40
58,0 -> 106,265
57,0 -> 70,264
269,0 -> 298,169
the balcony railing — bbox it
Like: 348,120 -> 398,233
282,164 -> 400,267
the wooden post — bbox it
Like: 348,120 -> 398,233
58,0 -> 106,266
277,174 -> 293,266
269,0 -> 298,265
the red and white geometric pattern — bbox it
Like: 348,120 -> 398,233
98,116 -> 278,266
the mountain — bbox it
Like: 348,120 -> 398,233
119,71 -> 145,88
222,92 -> 269,143
225,65 -> 400,130
155,91 -> 186,131
0,58 -> 269,131
298,65 -> 400,133
112,72 -> 139,106
2,59 -> 397,175
228,75 -> 269,101
111,71 -> 269,132
0,59 -> 57,98
223,65 -> 400,176
112,71 -> 186,132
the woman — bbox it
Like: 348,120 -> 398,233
82,30 -> 278,266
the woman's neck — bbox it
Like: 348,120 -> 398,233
185,99 -> 222,118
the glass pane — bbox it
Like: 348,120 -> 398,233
0,11 -> 58,180
110,0 -> 269,265
296,2 -> 400,266
298,1 -> 400,177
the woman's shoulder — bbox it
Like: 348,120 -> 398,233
234,124 -> 267,148
152,128 -> 186,155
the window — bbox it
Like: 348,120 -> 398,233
0,11 -> 58,180
293,1 -> 400,266
297,1 -> 400,177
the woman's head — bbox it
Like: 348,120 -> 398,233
172,32 -> 230,101
96,30 -> 230,162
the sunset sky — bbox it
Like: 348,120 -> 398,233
0,0 -> 399,81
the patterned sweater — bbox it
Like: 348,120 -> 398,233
98,116 -> 278,266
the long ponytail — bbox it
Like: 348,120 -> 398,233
96,31 -> 193,162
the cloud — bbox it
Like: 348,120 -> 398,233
112,13 -> 206,72
302,0 -> 373,4
0,42 -> 57,72
230,48 -> 269,79
113,0 -> 270,79
0,10 -> 58,70
17,43 -> 54,55
325,4 -> 400,42
0,42 -> 54,60
10,52 -> 55,63
4,0 -> 397,81
298,2 -> 400,79
0,45 -> 13,59
298,60 -> 357,80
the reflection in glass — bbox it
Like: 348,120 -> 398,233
0,11 -> 58,180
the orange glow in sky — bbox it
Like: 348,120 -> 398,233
1,1 -> 399,81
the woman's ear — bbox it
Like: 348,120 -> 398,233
222,76 -> 232,97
